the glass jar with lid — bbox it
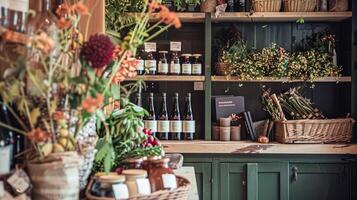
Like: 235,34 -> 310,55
170,51 -> 181,75
148,157 -> 177,192
158,51 -> 169,75
145,51 -> 157,75
122,157 -> 144,169
143,155 -> 162,171
92,174 -> 126,198
192,54 -> 202,75
181,54 -> 192,75
123,169 -> 151,197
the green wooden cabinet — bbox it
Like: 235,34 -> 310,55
184,162 -> 212,200
183,155 -> 356,200
289,163 -> 349,200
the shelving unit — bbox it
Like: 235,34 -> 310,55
130,12 -> 206,23
125,75 -> 205,82
211,76 -> 352,83
211,12 -> 352,22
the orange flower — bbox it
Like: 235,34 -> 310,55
32,32 -> 55,54
112,52 -> 138,84
58,17 -> 72,29
53,111 -> 66,121
81,94 -> 104,113
72,1 -> 89,15
27,128 -> 50,143
112,45 -> 124,61
153,4 -> 181,28
56,4 -> 70,17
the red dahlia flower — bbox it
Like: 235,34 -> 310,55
81,34 -> 115,68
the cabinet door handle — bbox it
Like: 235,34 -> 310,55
291,166 -> 298,182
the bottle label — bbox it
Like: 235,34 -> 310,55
8,0 -> 29,12
183,120 -> 195,133
170,63 -> 181,74
112,184 -> 129,199
170,120 -> 182,132
192,64 -> 202,75
144,120 -> 157,132
136,178 -> 151,195
158,120 -> 170,132
137,59 -> 144,70
170,41 -> 181,51
144,42 -> 156,52
145,60 -> 157,71
182,64 -> 192,74
158,63 -> 169,73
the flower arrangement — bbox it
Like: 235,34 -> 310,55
0,0 -> 180,162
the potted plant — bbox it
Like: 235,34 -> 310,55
0,0 -> 180,199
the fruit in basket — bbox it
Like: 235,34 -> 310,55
53,143 -> 65,153
40,142 -> 53,156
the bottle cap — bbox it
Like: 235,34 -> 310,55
187,93 -> 191,97
159,51 -> 168,53
98,174 -> 126,183
174,93 -> 179,97
149,93 -> 154,98
192,54 -> 202,57
122,169 -> 147,178
181,54 -> 192,58
162,93 -> 167,97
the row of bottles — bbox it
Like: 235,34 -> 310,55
137,92 -> 195,140
136,42 -> 203,76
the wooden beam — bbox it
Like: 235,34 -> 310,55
79,0 -> 105,39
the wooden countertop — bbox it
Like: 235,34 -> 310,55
162,141 -> 357,155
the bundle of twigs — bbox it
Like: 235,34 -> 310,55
262,87 -> 325,121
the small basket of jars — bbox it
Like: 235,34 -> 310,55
86,156 -> 191,200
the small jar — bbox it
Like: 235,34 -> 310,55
212,124 -> 220,141
122,157 -> 144,169
220,117 -> 231,127
230,125 -> 241,141
136,48 -> 145,75
181,54 -> 192,75
220,127 -> 231,141
158,51 -> 169,75
145,51 -> 157,75
123,169 -> 151,197
143,155 -> 162,172
192,54 -> 202,75
148,158 -> 177,192
170,51 -> 181,75
96,174 -> 126,197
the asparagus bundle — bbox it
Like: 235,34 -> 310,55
261,87 -> 325,120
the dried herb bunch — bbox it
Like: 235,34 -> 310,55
261,87 -> 325,121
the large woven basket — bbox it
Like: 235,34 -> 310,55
200,0 -> 216,13
86,175 -> 191,200
253,0 -> 282,12
275,118 -> 355,143
283,0 -> 316,12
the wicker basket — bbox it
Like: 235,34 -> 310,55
283,0 -> 316,12
200,0 -> 216,13
86,175 -> 191,200
275,118 -> 355,144
253,0 -> 282,12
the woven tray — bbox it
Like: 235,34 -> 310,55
86,175 -> 191,200
275,118 -> 355,143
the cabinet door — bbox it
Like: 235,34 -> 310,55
184,162 -> 212,200
219,163 -> 247,200
257,163 -> 288,200
289,163 -> 349,200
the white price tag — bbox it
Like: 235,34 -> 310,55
136,178 -> 151,195
112,184 -> 129,200
162,174 -> 177,189
170,41 -> 181,51
144,42 -> 156,52
7,170 -> 30,194
8,0 -> 29,13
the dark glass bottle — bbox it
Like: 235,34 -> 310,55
158,51 -> 169,75
145,51 -> 157,75
183,93 -> 195,140
158,93 -> 169,140
226,0 -> 235,12
192,54 -> 202,75
0,103 -> 14,174
181,54 -> 192,75
8,1 -> 28,33
169,51 -> 180,75
136,48 -> 145,75
135,93 -> 142,107
169,93 -> 182,140
0,0 -> 9,28
235,0 -> 246,12
144,93 -> 157,137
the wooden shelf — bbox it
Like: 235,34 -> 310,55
211,76 -> 352,83
125,75 -> 205,82
130,12 -> 206,23
162,140 -> 357,155
212,12 -> 352,22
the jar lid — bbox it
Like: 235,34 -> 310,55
94,172 -> 117,178
123,157 -> 143,163
158,51 -> 168,53
150,157 -> 170,164
141,156 -> 148,161
147,155 -> 162,161
122,169 -> 148,178
192,54 -> 202,57
98,174 -> 126,183
181,54 -> 192,57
